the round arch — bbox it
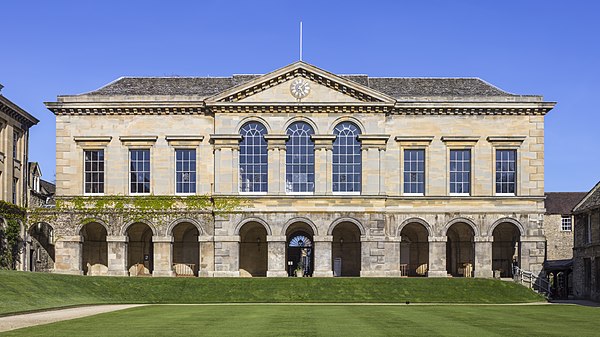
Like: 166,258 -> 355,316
327,217 -> 366,236
281,217 -> 319,236
328,116 -> 366,134
283,117 -> 319,134
120,219 -> 158,236
396,217 -> 433,237
236,116 -> 272,133
167,218 -> 206,236
76,218 -> 110,236
489,217 -> 525,236
443,217 -> 479,237
27,221 -> 55,233
234,217 -> 272,236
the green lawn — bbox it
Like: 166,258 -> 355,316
0,271 -> 544,315
3,304 -> 599,336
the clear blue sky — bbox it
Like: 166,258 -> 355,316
1,1 -> 598,191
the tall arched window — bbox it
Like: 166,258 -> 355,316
286,122 -> 315,193
239,122 -> 268,193
333,121 -> 361,193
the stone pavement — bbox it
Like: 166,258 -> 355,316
0,304 -> 144,333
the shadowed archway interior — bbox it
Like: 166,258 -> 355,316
29,222 -> 55,272
239,222 -> 268,277
492,222 -> 521,278
80,222 -> 107,276
446,222 -> 475,277
286,222 -> 314,277
332,222 -> 361,276
400,222 -> 429,276
172,222 -> 199,276
127,223 -> 153,276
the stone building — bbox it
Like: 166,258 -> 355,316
42,62 -> 555,277
0,84 -> 39,270
572,181 -> 600,300
543,192 -> 586,297
544,192 -> 586,260
0,84 -> 39,207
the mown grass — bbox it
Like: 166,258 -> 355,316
4,304 -> 599,337
0,270 -> 544,315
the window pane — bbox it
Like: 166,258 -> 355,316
404,149 -> 425,194
450,149 -> 470,194
286,122 -> 314,193
84,150 -> 104,194
496,150 -> 516,194
239,122 -> 268,192
175,149 -> 197,194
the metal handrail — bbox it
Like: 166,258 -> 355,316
513,266 -> 550,296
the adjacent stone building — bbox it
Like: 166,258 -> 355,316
544,192 -> 586,260
41,62 -> 556,277
0,84 -> 39,270
543,192 -> 586,298
572,181 -> 600,300
0,84 -> 39,207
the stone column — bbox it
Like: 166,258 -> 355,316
264,134 -> 288,194
266,235 -> 287,277
358,135 -> 389,195
212,235 -> 240,277
210,134 -> 242,194
312,135 -> 335,195
474,236 -> 493,278
152,236 -> 174,277
428,236 -> 448,277
53,235 -> 83,275
106,235 -> 128,276
198,235 -> 214,277
313,235 -> 333,277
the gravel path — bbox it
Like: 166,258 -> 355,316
0,304 -> 144,333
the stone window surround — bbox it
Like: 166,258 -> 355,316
395,136 -> 433,196
119,136 -> 158,195
487,136 -> 526,197
74,136 -> 112,196
442,136 -> 479,196
166,135 -> 204,196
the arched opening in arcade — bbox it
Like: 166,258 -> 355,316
80,222 -> 107,276
28,222 -> 55,272
286,222 -> 314,277
399,222 -> 429,277
238,222 -> 268,277
331,222 -> 361,277
492,222 -> 521,278
446,222 -> 475,277
126,222 -> 153,276
172,222 -> 199,277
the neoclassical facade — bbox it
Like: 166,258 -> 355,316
41,62 -> 555,277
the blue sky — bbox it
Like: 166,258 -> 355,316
1,0 -> 598,191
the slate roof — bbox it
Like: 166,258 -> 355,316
573,181 -> 600,213
40,179 -> 56,195
78,75 -> 532,99
545,192 -> 587,214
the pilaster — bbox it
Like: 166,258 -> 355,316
358,135 -> 389,195
53,235 -> 83,275
312,135 -> 335,195
265,134 -> 287,195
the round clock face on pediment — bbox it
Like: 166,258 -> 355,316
290,78 -> 311,99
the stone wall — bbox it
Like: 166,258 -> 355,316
545,214 -> 574,260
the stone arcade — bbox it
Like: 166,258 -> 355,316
41,62 -> 555,277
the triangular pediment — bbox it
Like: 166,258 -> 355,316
205,61 -> 397,105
